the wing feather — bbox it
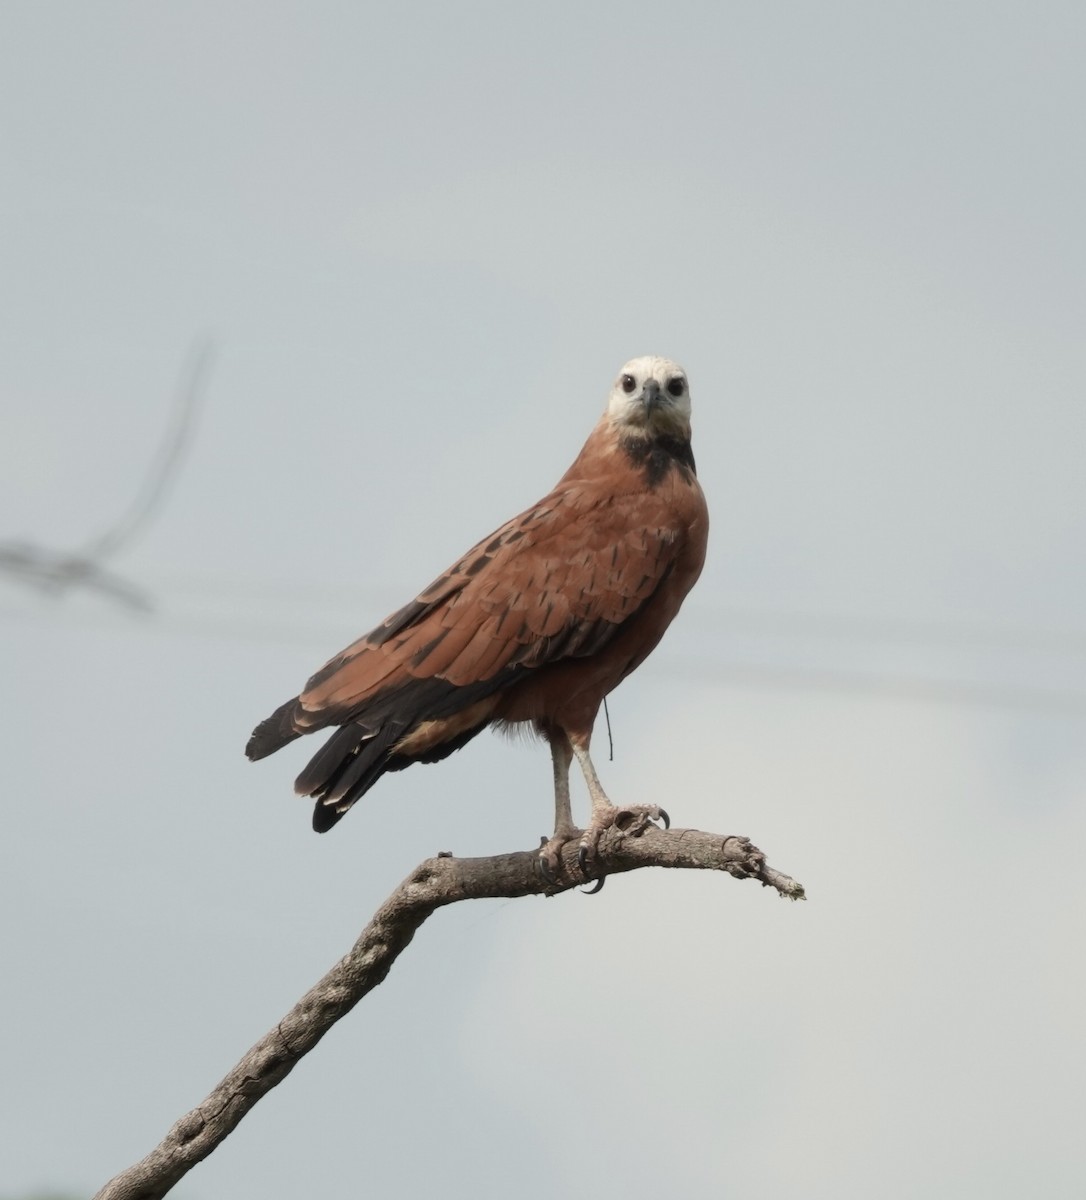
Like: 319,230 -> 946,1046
288,484 -> 692,730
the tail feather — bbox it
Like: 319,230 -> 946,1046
245,698 -> 304,761
309,723 -> 403,832
248,668 -> 522,832
307,710 -> 505,831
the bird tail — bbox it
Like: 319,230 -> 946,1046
300,706 -> 498,832
245,699 -> 304,761
247,674 -> 513,832
298,721 -> 407,832
246,700 -> 404,831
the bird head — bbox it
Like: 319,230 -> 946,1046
606,356 -> 691,441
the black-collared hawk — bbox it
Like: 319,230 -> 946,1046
247,356 -> 708,872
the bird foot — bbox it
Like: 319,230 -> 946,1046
537,831 -> 577,885
537,805 -> 669,891
537,832 -> 607,894
576,803 -> 670,873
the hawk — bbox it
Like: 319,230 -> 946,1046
247,356 -> 708,874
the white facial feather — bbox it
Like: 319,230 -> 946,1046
605,355 -> 692,437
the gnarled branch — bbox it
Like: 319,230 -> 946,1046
93,826 -> 804,1200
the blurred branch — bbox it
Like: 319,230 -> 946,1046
79,339 -> 215,564
92,825 -> 803,1200
0,541 -> 154,610
0,338 -> 215,611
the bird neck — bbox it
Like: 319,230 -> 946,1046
619,429 -> 697,488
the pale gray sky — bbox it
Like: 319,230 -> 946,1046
2,3 -> 1084,1198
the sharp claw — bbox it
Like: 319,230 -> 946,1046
577,844 -> 590,874
581,876 -> 605,895
538,854 -> 557,884
658,807 -> 671,830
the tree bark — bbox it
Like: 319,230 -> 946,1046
93,825 -> 804,1200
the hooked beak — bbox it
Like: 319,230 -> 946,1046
641,379 -> 662,413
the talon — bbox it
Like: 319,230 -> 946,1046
538,854 -> 558,884
577,844 -> 590,874
658,807 -> 670,830
581,876 -> 605,895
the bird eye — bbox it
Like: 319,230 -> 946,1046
620,374 -> 637,393
666,377 -> 685,398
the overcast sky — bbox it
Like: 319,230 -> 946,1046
2,3 -> 1084,1198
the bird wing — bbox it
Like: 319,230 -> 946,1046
293,482 -> 688,727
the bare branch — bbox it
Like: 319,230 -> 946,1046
93,826 -> 804,1200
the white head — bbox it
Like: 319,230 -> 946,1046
606,355 -> 692,440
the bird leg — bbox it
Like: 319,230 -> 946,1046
537,732 -> 578,881
570,735 -> 669,870
537,729 -> 669,885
